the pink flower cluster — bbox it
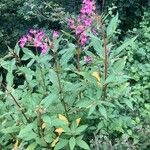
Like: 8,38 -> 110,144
19,29 -> 49,54
68,0 -> 96,46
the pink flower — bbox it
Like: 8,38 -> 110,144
29,29 -> 37,34
81,0 -> 95,15
84,56 -> 93,63
75,25 -> 84,35
84,18 -> 92,26
41,43 -> 48,54
26,34 -> 32,42
80,32 -> 87,45
53,31 -> 59,38
36,31 -> 45,41
19,36 -> 27,48
34,38 -> 42,47
68,18 -> 76,29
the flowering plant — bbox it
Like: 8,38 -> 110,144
0,1 -> 137,149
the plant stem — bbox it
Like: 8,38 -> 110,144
54,52 -> 69,119
39,64 -> 46,93
76,46 -> 82,99
1,83 -> 30,122
100,23 -> 108,100
77,48 -> 81,72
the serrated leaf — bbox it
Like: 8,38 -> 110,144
69,137 -> 76,150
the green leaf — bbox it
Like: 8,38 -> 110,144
1,126 -> 20,134
26,142 -> 37,150
54,139 -> 68,150
107,13 -> 118,38
14,43 -> 20,56
76,99 -> 93,108
90,35 -> 103,57
99,105 -> 107,119
18,124 -> 37,141
59,43 -> 76,67
79,72 -> 98,86
124,99 -> 133,110
114,36 -> 137,56
27,59 -> 35,67
76,139 -> 90,150
6,71 -> 13,87
112,56 -> 127,73
69,137 -> 76,150
22,48 -> 35,58
75,125 -> 88,135
40,93 -> 59,108
88,105 -> 96,116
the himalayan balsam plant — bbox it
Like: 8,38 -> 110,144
0,0 -> 136,149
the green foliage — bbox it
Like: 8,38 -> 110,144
0,12 -> 143,149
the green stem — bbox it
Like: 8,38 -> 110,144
54,52 -> 69,120
76,48 -> 81,72
102,31 -> 108,100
